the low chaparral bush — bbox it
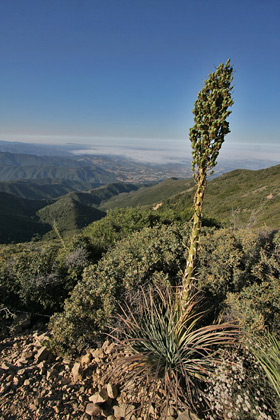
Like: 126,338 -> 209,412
49,226 -> 280,355
226,230 -> 280,334
49,224 -> 190,354
0,240 -> 91,314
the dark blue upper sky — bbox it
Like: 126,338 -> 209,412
0,0 -> 279,162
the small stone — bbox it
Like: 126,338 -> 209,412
81,352 -> 92,366
0,383 -> 10,394
1,362 -> 10,370
16,358 -> 29,365
85,403 -> 102,416
17,368 -> 27,376
36,332 -> 50,343
90,347 -> 105,360
177,409 -> 201,420
107,383 -> 118,399
89,387 -> 109,404
113,403 -> 136,420
71,362 -> 83,382
35,346 -> 52,363
37,361 -> 47,374
13,376 -> 20,386
29,403 -> 37,412
22,350 -> 34,360
46,368 -> 58,380
59,376 -> 71,385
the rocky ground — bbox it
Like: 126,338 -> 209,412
0,315 -> 197,420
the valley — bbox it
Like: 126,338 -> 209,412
0,145 -> 279,243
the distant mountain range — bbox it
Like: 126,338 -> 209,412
0,148 -> 191,182
0,143 -> 279,243
0,164 -> 279,243
0,152 -> 118,184
0,140 -> 75,156
0,179 -> 96,200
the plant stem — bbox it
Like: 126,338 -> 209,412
181,168 -> 206,307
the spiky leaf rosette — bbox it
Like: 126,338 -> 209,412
108,286 -> 238,418
190,59 -> 234,177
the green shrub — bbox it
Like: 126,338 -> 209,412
226,230 -> 280,333
83,207 -> 184,252
0,240 -> 91,314
195,228 -> 280,327
50,224 -> 190,354
49,226 -> 280,355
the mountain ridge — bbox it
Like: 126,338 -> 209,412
0,164 -> 279,244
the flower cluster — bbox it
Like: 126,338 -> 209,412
206,348 -> 275,420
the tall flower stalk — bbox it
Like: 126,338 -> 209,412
182,60 -> 234,306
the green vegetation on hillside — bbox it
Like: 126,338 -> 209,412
0,182 -> 141,243
0,192 -> 51,243
0,179 -> 99,199
161,164 -> 280,229
38,196 -> 106,237
1,164 -> 279,244
102,178 -> 193,210
1,201 -> 280,418
0,152 -> 118,183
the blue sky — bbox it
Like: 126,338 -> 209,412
0,0 -> 280,164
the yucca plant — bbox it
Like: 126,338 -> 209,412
109,286 -> 238,419
250,332 -> 280,402
182,59 -> 234,305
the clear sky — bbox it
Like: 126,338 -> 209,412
0,0 -> 280,164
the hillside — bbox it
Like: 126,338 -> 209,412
0,150 -> 191,183
1,168 -> 280,419
66,182 -> 140,207
0,192 -> 50,243
98,165 -> 280,229
0,179 -> 100,200
0,152 -> 83,167
101,177 -> 193,210
162,165 -> 280,228
0,164 -> 118,183
0,152 -> 118,184
1,165 -> 280,244
0,182 -> 141,243
37,196 -> 106,236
